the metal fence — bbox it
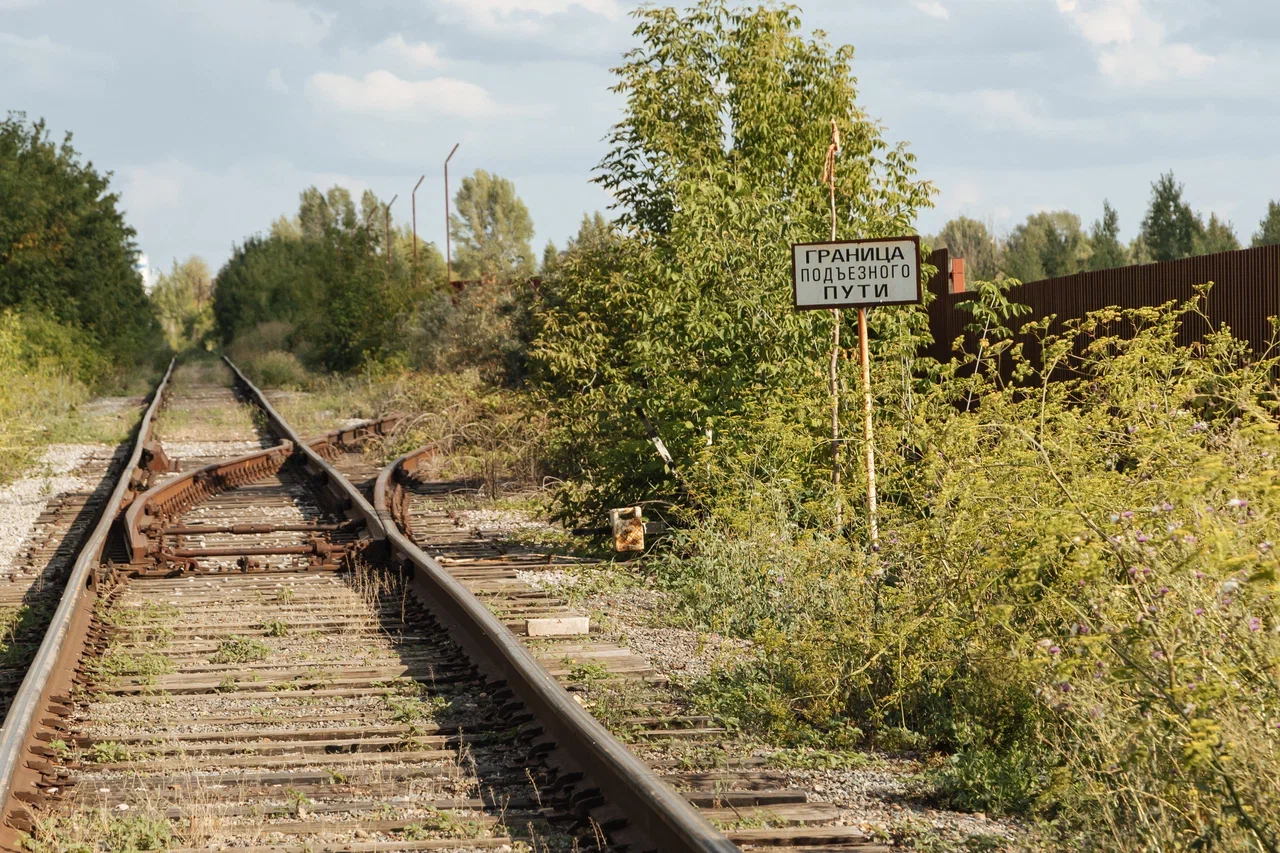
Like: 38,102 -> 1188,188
922,244 -> 1280,364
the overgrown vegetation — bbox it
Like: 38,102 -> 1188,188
0,113 -> 166,482
200,3 -> 1280,848
210,635 -> 269,664
659,293 -> 1280,850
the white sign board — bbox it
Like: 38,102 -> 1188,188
791,236 -> 922,311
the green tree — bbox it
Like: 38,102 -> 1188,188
1253,201 -> 1280,247
532,0 -> 933,521
932,216 -> 999,281
1000,211 -> 1087,281
0,112 -> 157,368
151,256 -> 214,350
1087,200 -> 1127,270
1129,234 -> 1153,265
1140,172 -> 1202,262
1198,213 -> 1240,254
449,170 -> 535,281
541,240 -> 559,273
213,184 -> 425,371
393,225 -> 447,287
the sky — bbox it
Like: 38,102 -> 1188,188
3,0 -> 1278,280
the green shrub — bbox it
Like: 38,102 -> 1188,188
210,635 -> 269,664
647,294 -> 1280,850
244,350 -> 309,389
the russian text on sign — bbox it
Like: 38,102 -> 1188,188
791,236 -> 921,310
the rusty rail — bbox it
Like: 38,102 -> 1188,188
375,445 -> 739,853
0,356 -> 735,852
0,358 -> 175,835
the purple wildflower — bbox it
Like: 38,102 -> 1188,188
1250,617 -> 1262,632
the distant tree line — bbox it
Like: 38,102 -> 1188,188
930,172 -> 1280,283
210,169 -> 541,376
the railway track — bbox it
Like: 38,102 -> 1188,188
0,359 -> 736,852
377,454 -> 890,851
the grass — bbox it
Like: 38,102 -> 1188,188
400,808 -> 490,840
209,636 -> 269,664
27,812 -> 173,852
260,619 -> 289,637
88,649 -> 174,681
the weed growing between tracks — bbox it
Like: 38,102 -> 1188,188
245,360 -> 550,495
634,295 -> 1280,850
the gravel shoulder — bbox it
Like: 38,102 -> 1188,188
0,443 -> 128,577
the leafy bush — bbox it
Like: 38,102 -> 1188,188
408,282 -> 533,385
650,294 -> 1280,849
243,350 -> 309,390
382,369 -> 548,495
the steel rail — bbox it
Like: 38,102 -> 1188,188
0,358 -> 175,835
374,448 -> 740,853
229,361 -> 736,850
221,356 -> 385,542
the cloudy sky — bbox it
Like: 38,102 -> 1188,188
3,0 -> 1278,277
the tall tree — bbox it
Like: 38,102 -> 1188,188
0,112 -> 157,365
151,256 -> 214,350
932,217 -> 999,281
449,170 -> 535,281
1198,213 -> 1240,255
1088,200 -> 1127,270
1140,172 -> 1202,262
532,0 -> 933,520
1000,211 -> 1087,282
541,240 -> 560,273
1253,201 -> 1280,248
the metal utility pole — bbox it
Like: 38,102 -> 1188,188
385,194 -> 397,271
411,175 -> 425,287
444,143 -> 459,283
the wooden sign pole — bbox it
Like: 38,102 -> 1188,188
807,119 -> 909,546
857,306 -> 877,543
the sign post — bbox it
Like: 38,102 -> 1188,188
790,236 -> 922,543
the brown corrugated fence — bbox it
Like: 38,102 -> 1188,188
922,244 -> 1280,365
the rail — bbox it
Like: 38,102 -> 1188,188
0,356 -> 736,852
0,358 -> 175,834
375,445 -> 739,853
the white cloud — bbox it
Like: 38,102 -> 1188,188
0,0 -> 41,9
1056,0 -> 1213,85
373,34 -> 443,67
0,32 -> 111,87
265,67 -> 289,95
183,0 -> 333,47
969,89 -> 1105,139
305,70 -> 499,120
436,0 -> 620,34
912,1 -> 949,20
